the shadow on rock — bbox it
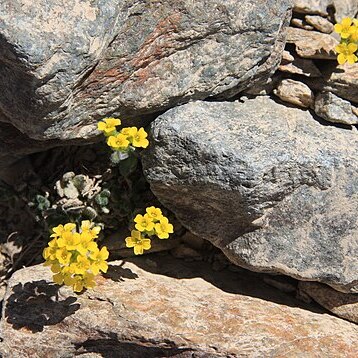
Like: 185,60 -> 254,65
125,254 -> 325,314
5,280 -> 80,333
75,334 -> 196,358
104,263 -> 139,282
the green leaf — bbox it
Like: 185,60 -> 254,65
119,155 -> 138,177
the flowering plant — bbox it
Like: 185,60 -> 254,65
97,117 -> 149,165
334,17 -> 358,65
43,221 -> 109,292
125,206 -> 174,255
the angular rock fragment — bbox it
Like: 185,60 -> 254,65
286,27 -> 338,59
293,0 -> 331,16
293,0 -> 358,21
274,79 -> 315,108
142,96 -> 358,292
279,56 -> 322,77
298,281 -> 358,324
291,18 -> 315,30
314,91 -> 358,125
322,63 -> 358,103
1,257 -> 358,357
305,15 -> 334,33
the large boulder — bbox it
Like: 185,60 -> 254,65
0,0 -> 291,165
1,256 -> 358,357
142,96 -> 358,293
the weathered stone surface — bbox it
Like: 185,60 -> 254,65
305,15 -> 334,33
279,56 -> 322,77
274,79 -> 315,108
322,63 -> 358,103
299,281 -> 358,324
291,18 -> 314,30
315,91 -> 358,125
0,0 -> 291,146
293,0 -> 358,21
281,50 -> 295,64
142,97 -> 358,292
1,256 -> 358,357
293,0 -> 330,16
286,27 -> 338,59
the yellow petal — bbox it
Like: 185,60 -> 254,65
334,23 -> 343,33
342,17 -> 352,27
134,245 -> 144,255
337,53 -> 347,65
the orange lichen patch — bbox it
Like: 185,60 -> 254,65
77,14 -> 182,100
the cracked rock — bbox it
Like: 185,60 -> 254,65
142,96 -> 358,292
1,257 -> 358,357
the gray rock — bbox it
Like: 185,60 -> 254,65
0,0 -> 291,154
298,281 -> 358,323
1,257 -> 358,357
279,56 -> 322,77
286,27 -> 338,59
274,79 -> 315,108
315,92 -> 358,125
293,0 -> 331,16
142,96 -> 358,292
293,0 -> 358,21
305,15 -> 334,33
291,18 -> 315,30
322,63 -> 358,103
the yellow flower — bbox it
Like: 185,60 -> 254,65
134,214 -> 155,232
81,220 -> 101,238
43,246 -> 57,261
55,247 -> 72,265
72,273 -> 96,292
72,256 -> 91,275
132,127 -> 149,148
335,43 -> 358,64
57,232 -> 81,250
349,24 -> 358,42
90,246 -> 109,274
125,230 -> 151,255
107,133 -> 130,150
155,217 -> 174,239
97,117 -> 121,135
334,17 -> 354,39
121,127 -> 138,142
50,223 -> 76,239
145,206 -> 163,221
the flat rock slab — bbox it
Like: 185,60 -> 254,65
142,96 -> 358,293
1,256 -> 358,357
0,0 -> 291,144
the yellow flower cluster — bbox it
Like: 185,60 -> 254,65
43,221 -> 109,292
97,117 -> 149,151
125,206 -> 174,255
334,17 -> 358,65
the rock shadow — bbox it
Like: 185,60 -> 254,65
104,263 -> 139,282
125,254 -> 325,315
5,280 -> 80,333
75,334 -> 196,358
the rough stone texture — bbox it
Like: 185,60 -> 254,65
281,50 -> 295,64
305,15 -> 334,33
293,0 -> 331,16
1,256 -> 358,357
286,28 -> 338,59
142,96 -> 358,293
0,0 -> 291,147
298,281 -> 358,324
315,91 -> 358,125
274,79 -> 315,108
293,0 -> 358,21
279,56 -> 322,77
322,63 -> 358,103
291,18 -> 314,30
